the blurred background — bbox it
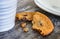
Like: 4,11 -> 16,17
17,0 -> 37,12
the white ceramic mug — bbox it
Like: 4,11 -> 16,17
0,0 -> 17,32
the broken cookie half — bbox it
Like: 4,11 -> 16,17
16,12 -> 35,21
32,12 -> 54,36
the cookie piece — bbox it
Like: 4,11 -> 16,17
16,12 -> 27,20
23,28 -> 29,32
32,12 -> 54,36
16,12 -> 35,21
20,22 -> 26,28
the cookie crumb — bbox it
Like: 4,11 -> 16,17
33,38 -> 37,39
23,28 -> 29,32
20,22 -> 26,28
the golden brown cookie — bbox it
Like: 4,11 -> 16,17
32,12 -> 54,36
16,12 -> 54,36
16,12 -> 35,21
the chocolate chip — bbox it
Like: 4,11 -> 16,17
39,21 -> 43,26
24,15 -> 27,16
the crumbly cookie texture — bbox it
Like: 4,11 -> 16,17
20,22 -> 26,28
16,12 -> 35,21
23,28 -> 29,32
16,12 -> 54,36
16,12 -> 26,20
32,12 -> 54,36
